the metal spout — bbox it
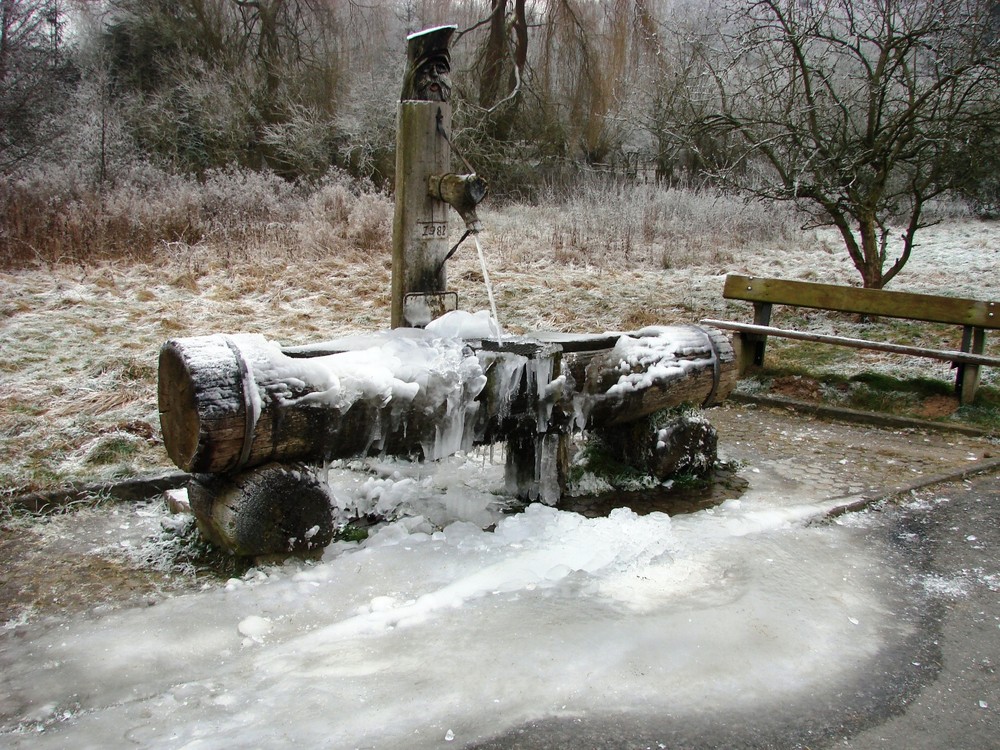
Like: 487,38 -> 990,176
429,173 -> 488,232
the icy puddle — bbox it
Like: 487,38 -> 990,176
0,456 -> 919,749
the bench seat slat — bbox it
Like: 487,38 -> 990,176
722,275 -> 999,329
700,319 -> 1000,367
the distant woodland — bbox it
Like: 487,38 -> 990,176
3,1 -> 999,285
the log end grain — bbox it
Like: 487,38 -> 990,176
187,463 -> 335,558
158,340 -> 204,472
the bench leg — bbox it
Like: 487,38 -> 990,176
746,302 -> 773,371
956,326 -> 985,405
733,332 -> 769,375
733,333 -> 752,375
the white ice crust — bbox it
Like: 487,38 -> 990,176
1,467 -> 912,749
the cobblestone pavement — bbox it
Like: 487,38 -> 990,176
709,400 -> 999,504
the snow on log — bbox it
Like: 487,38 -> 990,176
158,331 -> 487,474
158,323 -> 736,475
575,325 -> 736,427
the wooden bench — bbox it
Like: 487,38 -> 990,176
702,274 -> 1000,405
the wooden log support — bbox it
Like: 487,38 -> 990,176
575,325 -> 736,427
187,463 -> 335,558
593,410 -> 720,483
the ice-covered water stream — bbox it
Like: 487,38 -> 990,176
0,448 -> 929,750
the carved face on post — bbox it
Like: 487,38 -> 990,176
413,56 -> 451,102
401,25 -> 457,102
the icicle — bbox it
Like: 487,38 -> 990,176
529,354 -> 558,434
537,434 -> 563,506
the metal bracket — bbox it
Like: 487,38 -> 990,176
403,291 -> 459,328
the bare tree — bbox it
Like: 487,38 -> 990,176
698,0 -> 1000,288
0,0 -> 69,171
103,0 -> 347,177
624,1 -> 736,184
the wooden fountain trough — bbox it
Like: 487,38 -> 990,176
154,26 -> 737,557
158,325 -> 736,556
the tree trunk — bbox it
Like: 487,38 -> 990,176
857,215 -> 885,289
479,0 -> 508,109
834,214 -> 885,289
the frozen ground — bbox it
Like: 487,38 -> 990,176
2,400 -> 998,748
0,453 -> 946,748
1,215 -> 997,493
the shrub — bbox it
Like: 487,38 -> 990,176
0,162 -> 392,269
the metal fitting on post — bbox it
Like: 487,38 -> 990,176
428,173 -> 488,233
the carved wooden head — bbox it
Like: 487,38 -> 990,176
401,25 -> 457,102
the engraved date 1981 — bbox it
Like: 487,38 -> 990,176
420,222 -> 447,238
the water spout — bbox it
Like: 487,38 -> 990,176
429,173 -> 488,232
474,234 -> 503,339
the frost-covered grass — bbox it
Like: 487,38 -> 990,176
488,177 -> 806,270
1,175 -> 998,495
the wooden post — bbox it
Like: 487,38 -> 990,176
957,325 -> 985,405
748,301 -> 773,371
391,26 -> 458,329
392,101 -> 451,328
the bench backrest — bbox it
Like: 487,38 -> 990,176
723,274 -> 1000,329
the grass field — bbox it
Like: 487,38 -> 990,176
2,180 -> 998,497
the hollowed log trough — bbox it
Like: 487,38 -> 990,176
158,324 -> 736,556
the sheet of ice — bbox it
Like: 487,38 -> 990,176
0,460 -> 915,750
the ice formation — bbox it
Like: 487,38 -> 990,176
0,466 -> 917,749
425,309 -> 501,340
